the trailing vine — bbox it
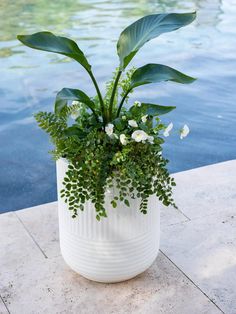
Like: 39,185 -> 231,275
35,71 -> 178,220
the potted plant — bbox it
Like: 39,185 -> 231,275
17,12 -> 196,283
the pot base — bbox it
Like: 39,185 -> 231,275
61,248 -> 159,283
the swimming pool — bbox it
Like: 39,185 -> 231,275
0,0 -> 236,213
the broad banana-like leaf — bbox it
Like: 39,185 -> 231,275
130,64 -> 196,89
117,12 -> 196,69
55,88 -> 95,115
17,32 -> 91,71
130,103 -> 176,116
63,126 -> 87,138
55,99 -> 68,116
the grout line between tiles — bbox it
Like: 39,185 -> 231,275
162,218 -> 189,228
181,209 -> 235,224
14,212 -> 48,259
176,208 -> 191,221
160,249 -> 225,314
0,294 -> 10,314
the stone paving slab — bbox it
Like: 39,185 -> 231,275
0,212 -> 44,271
15,202 -> 59,258
0,298 -> 8,314
0,251 -> 220,314
1,160 -> 235,313
171,159 -> 236,220
161,208 -> 236,314
160,205 -> 189,227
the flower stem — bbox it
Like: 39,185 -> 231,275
88,71 -> 106,124
108,69 -> 122,121
116,89 -> 131,117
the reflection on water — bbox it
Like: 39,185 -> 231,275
0,0 -> 236,212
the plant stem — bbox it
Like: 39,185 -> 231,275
108,70 -> 122,121
116,89 -> 131,117
90,108 -> 100,122
88,71 -> 106,124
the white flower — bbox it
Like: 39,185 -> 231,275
163,122 -> 173,137
141,115 -> 148,123
120,134 -> 128,145
72,100 -> 80,106
121,115 -> 127,121
147,135 -> 154,144
131,130 -> 148,142
105,123 -> 114,137
180,124 -> 190,139
134,100 -> 141,107
70,101 -> 81,119
128,120 -> 138,128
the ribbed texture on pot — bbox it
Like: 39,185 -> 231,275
57,158 -> 160,283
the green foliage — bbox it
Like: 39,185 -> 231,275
104,68 -> 120,109
117,12 -> 196,69
17,32 -> 91,71
34,96 -> 177,219
129,103 -> 176,117
119,67 -> 136,100
35,111 -> 66,139
55,88 -> 95,115
18,12 -> 197,220
130,64 -> 196,89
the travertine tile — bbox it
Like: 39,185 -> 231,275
15,202 -> 59,258
172,160 -> 236,219
161,204 -> 189,227
0,212 -> 45,312
161,208 -> 236,314
0,298 -> 8,314
0,212 -> 44,271
0,252 -> 220,314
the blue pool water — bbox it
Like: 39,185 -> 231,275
0,0 -> 236,213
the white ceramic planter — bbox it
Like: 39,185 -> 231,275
56,158 -> 160,283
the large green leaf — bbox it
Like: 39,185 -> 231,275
130,103 -> 176,116
17,32 -> 91,71
55,99 -> 68,116
130,64 -> 196,89
63,126 -> 87,138
55,88 -> 95,115
117,12 -> 196,69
